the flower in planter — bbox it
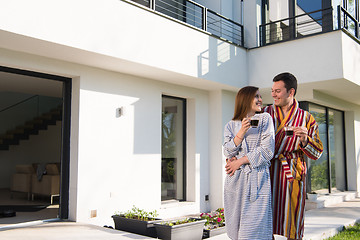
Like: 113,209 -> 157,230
200,208 -> 225,230
154,218 -> 206,240
161,218 -> 197,226
112,206 -> 161,238
115,205 -> 158,221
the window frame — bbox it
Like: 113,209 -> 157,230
299,101 -> 348,194
161,94 -> 187,201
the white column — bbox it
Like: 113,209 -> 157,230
209,90 -> 236,210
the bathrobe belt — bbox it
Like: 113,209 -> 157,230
241,164 -> 258,203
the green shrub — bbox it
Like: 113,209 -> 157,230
326,223 -> 360,239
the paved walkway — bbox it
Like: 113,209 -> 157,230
1,198 -> 360,240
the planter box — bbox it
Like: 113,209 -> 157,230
202,226 -> 226,239
111,215 -> 161,237
155,218 -> 206,240
307,193 -> 318,201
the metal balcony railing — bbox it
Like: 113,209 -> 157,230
259,6 -> 360,46
338,5 -> 360,39
259,7 -> 334,46
127,0 -> 244,46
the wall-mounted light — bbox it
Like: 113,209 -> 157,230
116,107 -> 124,118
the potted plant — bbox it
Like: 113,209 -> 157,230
154,217 -> 206,240
307,191 -> 318,201
111,205 -> 161,237
201,208 -> 226,239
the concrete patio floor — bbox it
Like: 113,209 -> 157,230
1,197 -> 360,240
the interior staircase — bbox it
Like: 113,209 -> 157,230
0,105 -> 62,151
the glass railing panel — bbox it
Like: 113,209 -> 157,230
0,95 -> 62,135
0,96 -> 38,135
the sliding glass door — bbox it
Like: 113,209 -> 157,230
304,103 -> 347,194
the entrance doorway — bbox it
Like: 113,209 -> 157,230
0,66 -> 71,226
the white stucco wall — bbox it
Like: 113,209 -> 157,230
0,47 -> 224,226
342,31 -> 360,86
0,0 -> 246,90
75,68 -> 213,225
1,0 -> 360,229
248,31 -> 344,89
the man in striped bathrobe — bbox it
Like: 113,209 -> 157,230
263,72 -> 323,240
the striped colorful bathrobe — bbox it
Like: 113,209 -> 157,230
264,99 -> 323,239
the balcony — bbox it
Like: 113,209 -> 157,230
126,0 -> 244,47
338,5 -> 360,41
259,6 -> 360,46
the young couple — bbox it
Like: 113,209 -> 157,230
223,72 -> 324,240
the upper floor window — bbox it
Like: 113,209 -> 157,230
344,0 -> 358,19
260,0 -> 341,45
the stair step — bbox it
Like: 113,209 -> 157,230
40,113 -> 53,120
1,104 -> 62,150
1,134 -> 15,139
0,138 -> 19,145
8,128 -> 25,135
305,191 -> 357,211
13,133 -> 29,140
50,108 -> 62,114
23,123 -> 36,129
26,119 -> 43,126
0,145 -> 9,150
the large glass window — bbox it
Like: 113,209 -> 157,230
308,105 -> 329,193
261,0 -> 334,45
306,103 -> 347,194
329,109 -> 347,191
344,0 -> 359,35
262,0 -> 291,42
346,0 -> 356,17
333,0 -> 343,29
296,0 -> 333,35
161,95 -> 186,201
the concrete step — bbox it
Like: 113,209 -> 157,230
305,191 -> 357,211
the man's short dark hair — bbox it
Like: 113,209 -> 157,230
273,72 -> 297,96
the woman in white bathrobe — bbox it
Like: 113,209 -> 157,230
223,86 -> 275,240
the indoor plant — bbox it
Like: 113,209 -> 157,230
112,205 -> 161,237
154,217 -> 206,240
201,208 -> 226,238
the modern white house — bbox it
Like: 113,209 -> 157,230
0,0 -> 359,228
